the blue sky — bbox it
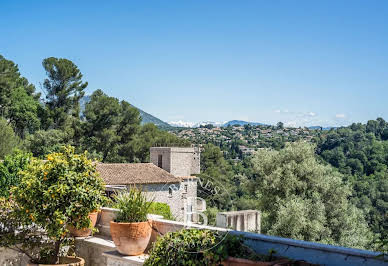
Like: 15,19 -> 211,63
1,0 -> 388,127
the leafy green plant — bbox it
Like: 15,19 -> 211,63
145,229 -> 283,266
0,149 -> 31,197
114,186 -> 153,223
144,229 -> 225,266
148,202 -> 174,220
0,146 -> 107,264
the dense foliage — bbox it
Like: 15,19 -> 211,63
316,118 -> 388,245
199,142 -> 375,250
0,118 -> 20,159
145,229 -> 274,266
0,54 -> 188,162
0,150 -> 31,197
144,229 -> 225,266
0,55 -> 41,138
251,143 -> 372,249
5,146 -> 107,263
148,202 -> 174,220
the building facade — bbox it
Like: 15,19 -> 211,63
97,147 -> 199,221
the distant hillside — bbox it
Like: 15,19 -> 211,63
80,96 -> 171,129
136,108 -> 171,128
169,120 -> 268,128
223,120 -> 268,127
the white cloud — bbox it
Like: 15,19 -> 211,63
335,113 -> 346,119
308,112 -> 316,117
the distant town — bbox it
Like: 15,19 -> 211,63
169,123 -> 321,159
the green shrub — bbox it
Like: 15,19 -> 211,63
0,150 -> 31,197
0,118 -> 20,159
144,229 -> 226,266
148,202 -> 174,220
114,186 -> 153,223
145,229 -> 266,266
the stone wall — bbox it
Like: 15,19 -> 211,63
149,147 -> 171,173
75,236 -> 116,266
140,183 -> 184,221
149,147 -> 200,177
0,247 -> 29,266
170,148 -> 195,176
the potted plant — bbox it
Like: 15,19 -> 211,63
110,187 -> 153,256
0,146 -> 106,265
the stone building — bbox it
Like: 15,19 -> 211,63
149,147 -> 200,176
97,147 -> 199,222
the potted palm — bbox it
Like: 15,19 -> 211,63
110,187 -> 153,256
0,146 -> 107,265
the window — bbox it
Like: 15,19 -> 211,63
184,184 -> 188,193
158,154 -> 163,168
168,187 -> 173,197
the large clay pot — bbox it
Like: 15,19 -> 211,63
96,207 -> 119,236
27,256 -> 85,266
110,220 -> 152,256
68,212 -> 99,237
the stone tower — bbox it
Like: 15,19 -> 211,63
150,147 -> 200,177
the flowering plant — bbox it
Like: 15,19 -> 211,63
0,146 -> 107,264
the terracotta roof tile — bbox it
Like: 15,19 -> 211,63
96,163 -> 181,185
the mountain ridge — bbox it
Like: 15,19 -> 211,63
80,96 -> 171,128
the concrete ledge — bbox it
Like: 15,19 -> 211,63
103,250 -> 148,266
75,236 -> 116,266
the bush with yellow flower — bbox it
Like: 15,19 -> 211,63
0,146 -> 107,264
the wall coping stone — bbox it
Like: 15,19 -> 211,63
231,231 -> 384,259
75,236 -> 115,249
103,250 -> 148,265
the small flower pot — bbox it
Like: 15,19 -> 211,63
68,212 -> 99,237
110,220 -> 152,256
27,256 -> 85,266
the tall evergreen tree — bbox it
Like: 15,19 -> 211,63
0,55 -> 40,137
42,57 -> 87,129
0,118 -> 20,159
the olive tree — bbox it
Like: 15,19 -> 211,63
252,142 -> 373,249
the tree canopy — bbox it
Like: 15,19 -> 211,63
42,57 -> 87,129
251,142 -> 373,249
0,55 -> 40,137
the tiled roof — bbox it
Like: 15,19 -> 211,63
96,163 -> 181,185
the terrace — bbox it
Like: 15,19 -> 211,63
1,206 -> 386,266
73,208 -> 386,266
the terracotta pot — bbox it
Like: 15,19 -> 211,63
96,207 -> 118,236
222,257 -> 292,266
110,220 -> 152,256
68,212 -> 99,237
27,256 -> 85,266
99,207 -> 118,226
